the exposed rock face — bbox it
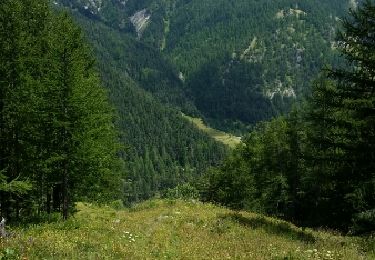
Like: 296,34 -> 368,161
82,0 -> 103,14
349,0 -> 358,9
130,9 -> 151,38
178,72 -> 185,82
119,0 -> 127,7
265,80 -> 296,99
240,37 -> 265,63
276,8 -> 307,19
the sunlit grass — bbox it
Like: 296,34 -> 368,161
182,113 -> 241,148
0,199 -> 373,259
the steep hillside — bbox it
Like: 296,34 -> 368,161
1,200 -> 373,259
51,0 -> 358,202
55,0 -> 356,131
161,0 -> 350,129
56,0 -> 353,132
70,13 -> 229,204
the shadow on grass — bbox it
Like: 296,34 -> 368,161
221,212 -> 316,243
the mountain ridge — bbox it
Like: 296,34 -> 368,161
56,0 -> 352,132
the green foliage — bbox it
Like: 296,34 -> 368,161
56,0 -> 350,133
202,1 -> 375,233
0,247 -> 17,260
64,11 -> 229,204
0,174 -> 32,196
351,209 -> 375,235
109,200 -> 125,211
161,0 -> 348,130
51,0 -> 360,210
201,115 -> 304,217
163,183 -> 199,200
0,0 -> 123,220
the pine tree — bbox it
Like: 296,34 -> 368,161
327,0 -> 375,231
304,1 -> 375,230
44,12 -> 123,218
302,77 -> 345,227
0,0 -> 51,219
0,0 -> 123,220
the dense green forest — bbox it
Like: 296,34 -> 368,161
0,0 -> 229,221
201,1 -> 375,233
1,0 -> 373,241
47,0 -> 365,209
56,0 -> 354,132
0,0 -> 123,220
49,0 -> 366,211
71,13 -> 229,205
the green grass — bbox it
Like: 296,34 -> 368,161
1,199 -> 374,259
182,113 -> 241,148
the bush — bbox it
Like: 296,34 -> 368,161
109,200 -> 124,210
351,209 -> 375,234
163,183 -> 199,200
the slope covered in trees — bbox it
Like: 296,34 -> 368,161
163,0 -> 349,130
201,1 -> 375,233
71,13 -> 229,204
56,0 -> 354,132
50,0 -> 368,208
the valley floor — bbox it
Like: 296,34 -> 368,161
0,200 -> 374,259
182,114 -> 241,148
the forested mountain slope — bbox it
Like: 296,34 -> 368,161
71,13 -> 228,204
56,0 -> 354,132
52,0 -> 358,203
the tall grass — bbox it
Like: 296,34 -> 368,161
0,199 -> 373,259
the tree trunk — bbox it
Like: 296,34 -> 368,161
62,163 -> 68,220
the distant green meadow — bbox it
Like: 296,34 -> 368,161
182,114 -> 241,148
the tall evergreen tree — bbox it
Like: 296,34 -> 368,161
0,0 -> 51,219
0,0 -> 123,220
326,0 -> 375,230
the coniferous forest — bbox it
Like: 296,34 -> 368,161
0,0 -> 374,250
201,1 -> 375,233
0,0 -> 124,220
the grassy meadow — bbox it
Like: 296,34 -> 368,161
0,199 -> 374,259
182,114 -> 241,148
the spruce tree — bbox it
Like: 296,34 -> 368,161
44,12 -> 123,218
0,0 -> 123,220
0,0 -> 51,219
328,0 -> 375,231
304,1 -> 375,230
